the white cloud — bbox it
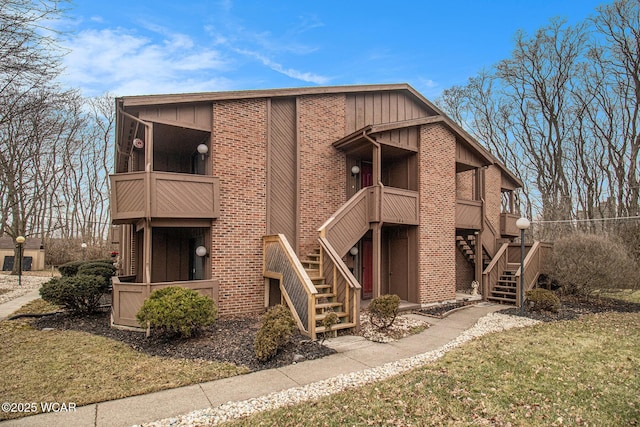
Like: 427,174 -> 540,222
60,28 -> 229,96
235,48 -> 329,85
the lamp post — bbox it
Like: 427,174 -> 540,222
81,242 -> 87,261
515,217 -> 531,313
15,236 -> 25,287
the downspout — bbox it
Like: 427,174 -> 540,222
363,131 -> 383,299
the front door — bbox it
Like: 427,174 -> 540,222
361,161 -> 373,187
362,239 -> 373,299
389,230 -> 409,300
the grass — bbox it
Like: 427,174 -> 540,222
223,312 -> 640,426
598,289 -> 640,304
0,300 -> 249,421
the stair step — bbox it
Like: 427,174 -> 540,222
494,285 -> 516,291
314,292 -> 336,299
315,322 -> 357,334
314,284 -> 332,291
315,311 -> 348,321
487,296 -> 517,303
315,302 -> 343,311
491,290 -> 517,297
303,260 -> 320,266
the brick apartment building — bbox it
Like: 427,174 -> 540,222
110,83 -> 545,338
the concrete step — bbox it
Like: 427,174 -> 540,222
315,322 -> 357,334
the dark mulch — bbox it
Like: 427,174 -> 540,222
502,294 -> 640,322
418,300 -> 479,318
34,310 -> 335,371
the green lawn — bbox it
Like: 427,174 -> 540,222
223,312 -> 640,426
0,300 -> 248,421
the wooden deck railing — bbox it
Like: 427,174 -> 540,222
263,234 -> 317,337
111,276 -> 219,328
456,199 -> 482,229
482,242 -> 509,298
482,215 -> 498,257
110,171 -> 220,222
380,186 -> 419,225
500,213 -> 520,237
319,237 -> 361,331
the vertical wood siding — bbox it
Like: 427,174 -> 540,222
345,91 -> 429,132
268,99 -> 298,246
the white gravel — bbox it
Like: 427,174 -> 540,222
139,312 -> 539,427
0,273 -> 51,304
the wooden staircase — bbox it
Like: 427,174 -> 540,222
456,234 -> 491,270
301,248 -> 357,335
487,267 -> 518,304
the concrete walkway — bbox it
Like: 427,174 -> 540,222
0,289 -> 41,320
1,298 -> 506,427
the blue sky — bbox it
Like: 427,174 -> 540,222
58,0 -> 608,99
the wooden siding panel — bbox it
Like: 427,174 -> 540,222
138,104 -> 212,131
345,91 -> 429,133
381,188 -> 419,225
456,199 -> 482,229
268,99 -> 297,245
154,177 -> 216,218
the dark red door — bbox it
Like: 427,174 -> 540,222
361,162 -> 373,188
362,239 -> 373,299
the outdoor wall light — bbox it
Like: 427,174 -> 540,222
195,245 -> 208,257
351,165 -> 360,176
197,143 -> 209,160
349,246 -> 359,256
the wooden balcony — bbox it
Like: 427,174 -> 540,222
500,212 -> 520,237
111,276 -> 219,327
380,187 -> 419,225
456,199 -> 482,229
110,171 -> 220,223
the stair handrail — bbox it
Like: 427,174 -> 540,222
318,186 -> 372,257
263,234 -> 317,337
482,242 -> 509,299
514,241 -> 542,306
318,237 -> 362,330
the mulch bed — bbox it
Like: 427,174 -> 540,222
417,300 -> 479,318
30,295 -> 640,371
34,310 -> 335,371
502,294 -> 640,322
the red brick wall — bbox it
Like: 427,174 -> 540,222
297,94 -> 347,256
418,123 -> 457,304
211,98 -> 268,316
456,170 -> 475,200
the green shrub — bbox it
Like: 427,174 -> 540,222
58,260 -> 85,277
77,262 -> 116,283
136,287 -> 217,338
550,233 -> 639,297
526,288 -> 560,313
39,274 -> 110,314
254,305 -> 296,362
368,294 -> 401,329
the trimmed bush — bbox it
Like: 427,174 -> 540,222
58,260 -> 85,277
77,262 -> 116,283
136,287 -> 217,338
40,274 -> 110,314
254,305 -> 297,362
368,294 -> 401,329
526,288 -> 560,312
550,233 -> 639,297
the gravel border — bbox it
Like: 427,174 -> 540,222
139,312 -> 539,427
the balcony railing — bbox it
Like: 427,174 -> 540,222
500,212 -> 519,237
111,276 -> 220,328
110,171 -> 220,222
456,199 -> 482,229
